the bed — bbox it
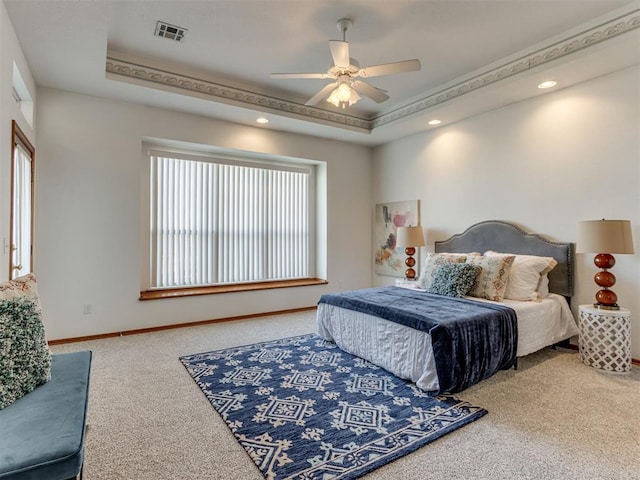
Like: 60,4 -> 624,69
317,220 -> 578,395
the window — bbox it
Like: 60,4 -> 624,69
10,121 -> 35,279
147,149 -> 315,290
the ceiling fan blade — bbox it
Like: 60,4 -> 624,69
329,40 -> 350,67
270,72 -> 330,79
357,59 -> 421,78
352,80 -> 390,103
305,82 -> 338,106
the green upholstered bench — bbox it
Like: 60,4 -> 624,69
0,351 -> 92,480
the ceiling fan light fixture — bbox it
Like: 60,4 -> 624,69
349,88 -> 361,105
336,82 -> 352,101
327,81 -> 361,108
273,18 -> 420,108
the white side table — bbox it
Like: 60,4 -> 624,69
578,305 -> 631,373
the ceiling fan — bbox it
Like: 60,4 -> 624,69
270,18 -> 421,108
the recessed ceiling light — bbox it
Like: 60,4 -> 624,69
428,119 -> 442,126
256,117 -> 269,124
538,81 -> 557,89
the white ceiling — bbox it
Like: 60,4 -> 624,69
4,0 -> 640,146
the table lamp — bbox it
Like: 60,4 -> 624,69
577,219 -> 634,310
395,226 -> 425,280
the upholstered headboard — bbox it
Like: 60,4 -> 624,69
434,220 -> 574,298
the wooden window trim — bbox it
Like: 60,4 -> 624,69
139,277 -> 328,300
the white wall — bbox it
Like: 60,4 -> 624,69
373,66 -> 640,358
7,2 -> 638,359
35,88 -> 372,340
0,2 -> 36,282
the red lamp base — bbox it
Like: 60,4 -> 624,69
593,253 -> 620,310
404,247 -> 417,280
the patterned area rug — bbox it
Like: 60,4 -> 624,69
180,334 -> 487,480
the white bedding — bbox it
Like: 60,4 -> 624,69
317,292 -> 578,392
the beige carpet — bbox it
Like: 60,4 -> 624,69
51,310 -> 640,480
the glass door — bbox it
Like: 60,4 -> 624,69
10,121 -> 35,279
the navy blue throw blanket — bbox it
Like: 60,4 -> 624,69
318,286 -> 517,394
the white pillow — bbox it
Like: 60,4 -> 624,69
485,251 -> 557,301
538,275 -> 550,298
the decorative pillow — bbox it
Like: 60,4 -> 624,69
426,263 -> 482,298
417,253 -> 467,290
465,254 -> 515,302
485,251 -> 557,301
0,274 -> 51,410
0,273 -> 43,313
538,275 -> 550,298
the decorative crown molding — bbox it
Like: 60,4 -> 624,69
106,8 -> 639,133
372,10 -> 640,128
105,57 -> 372,131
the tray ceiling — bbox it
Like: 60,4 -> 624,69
5,0 -> 640,146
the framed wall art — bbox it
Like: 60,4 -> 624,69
374,200 -> 420,277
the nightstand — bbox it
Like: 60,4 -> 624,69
578,305 -> 631,373
395,278 -> 422,290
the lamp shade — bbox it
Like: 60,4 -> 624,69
396,226 -> 425,248
577,220 -> 634,254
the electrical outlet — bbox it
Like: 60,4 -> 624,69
82,304 -> 92,315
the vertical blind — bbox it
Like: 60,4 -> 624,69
150,153 -> 311,288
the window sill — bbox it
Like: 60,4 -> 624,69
139,278 -> 328,301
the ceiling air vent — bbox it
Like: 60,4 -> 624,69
154,21 -> 187,42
